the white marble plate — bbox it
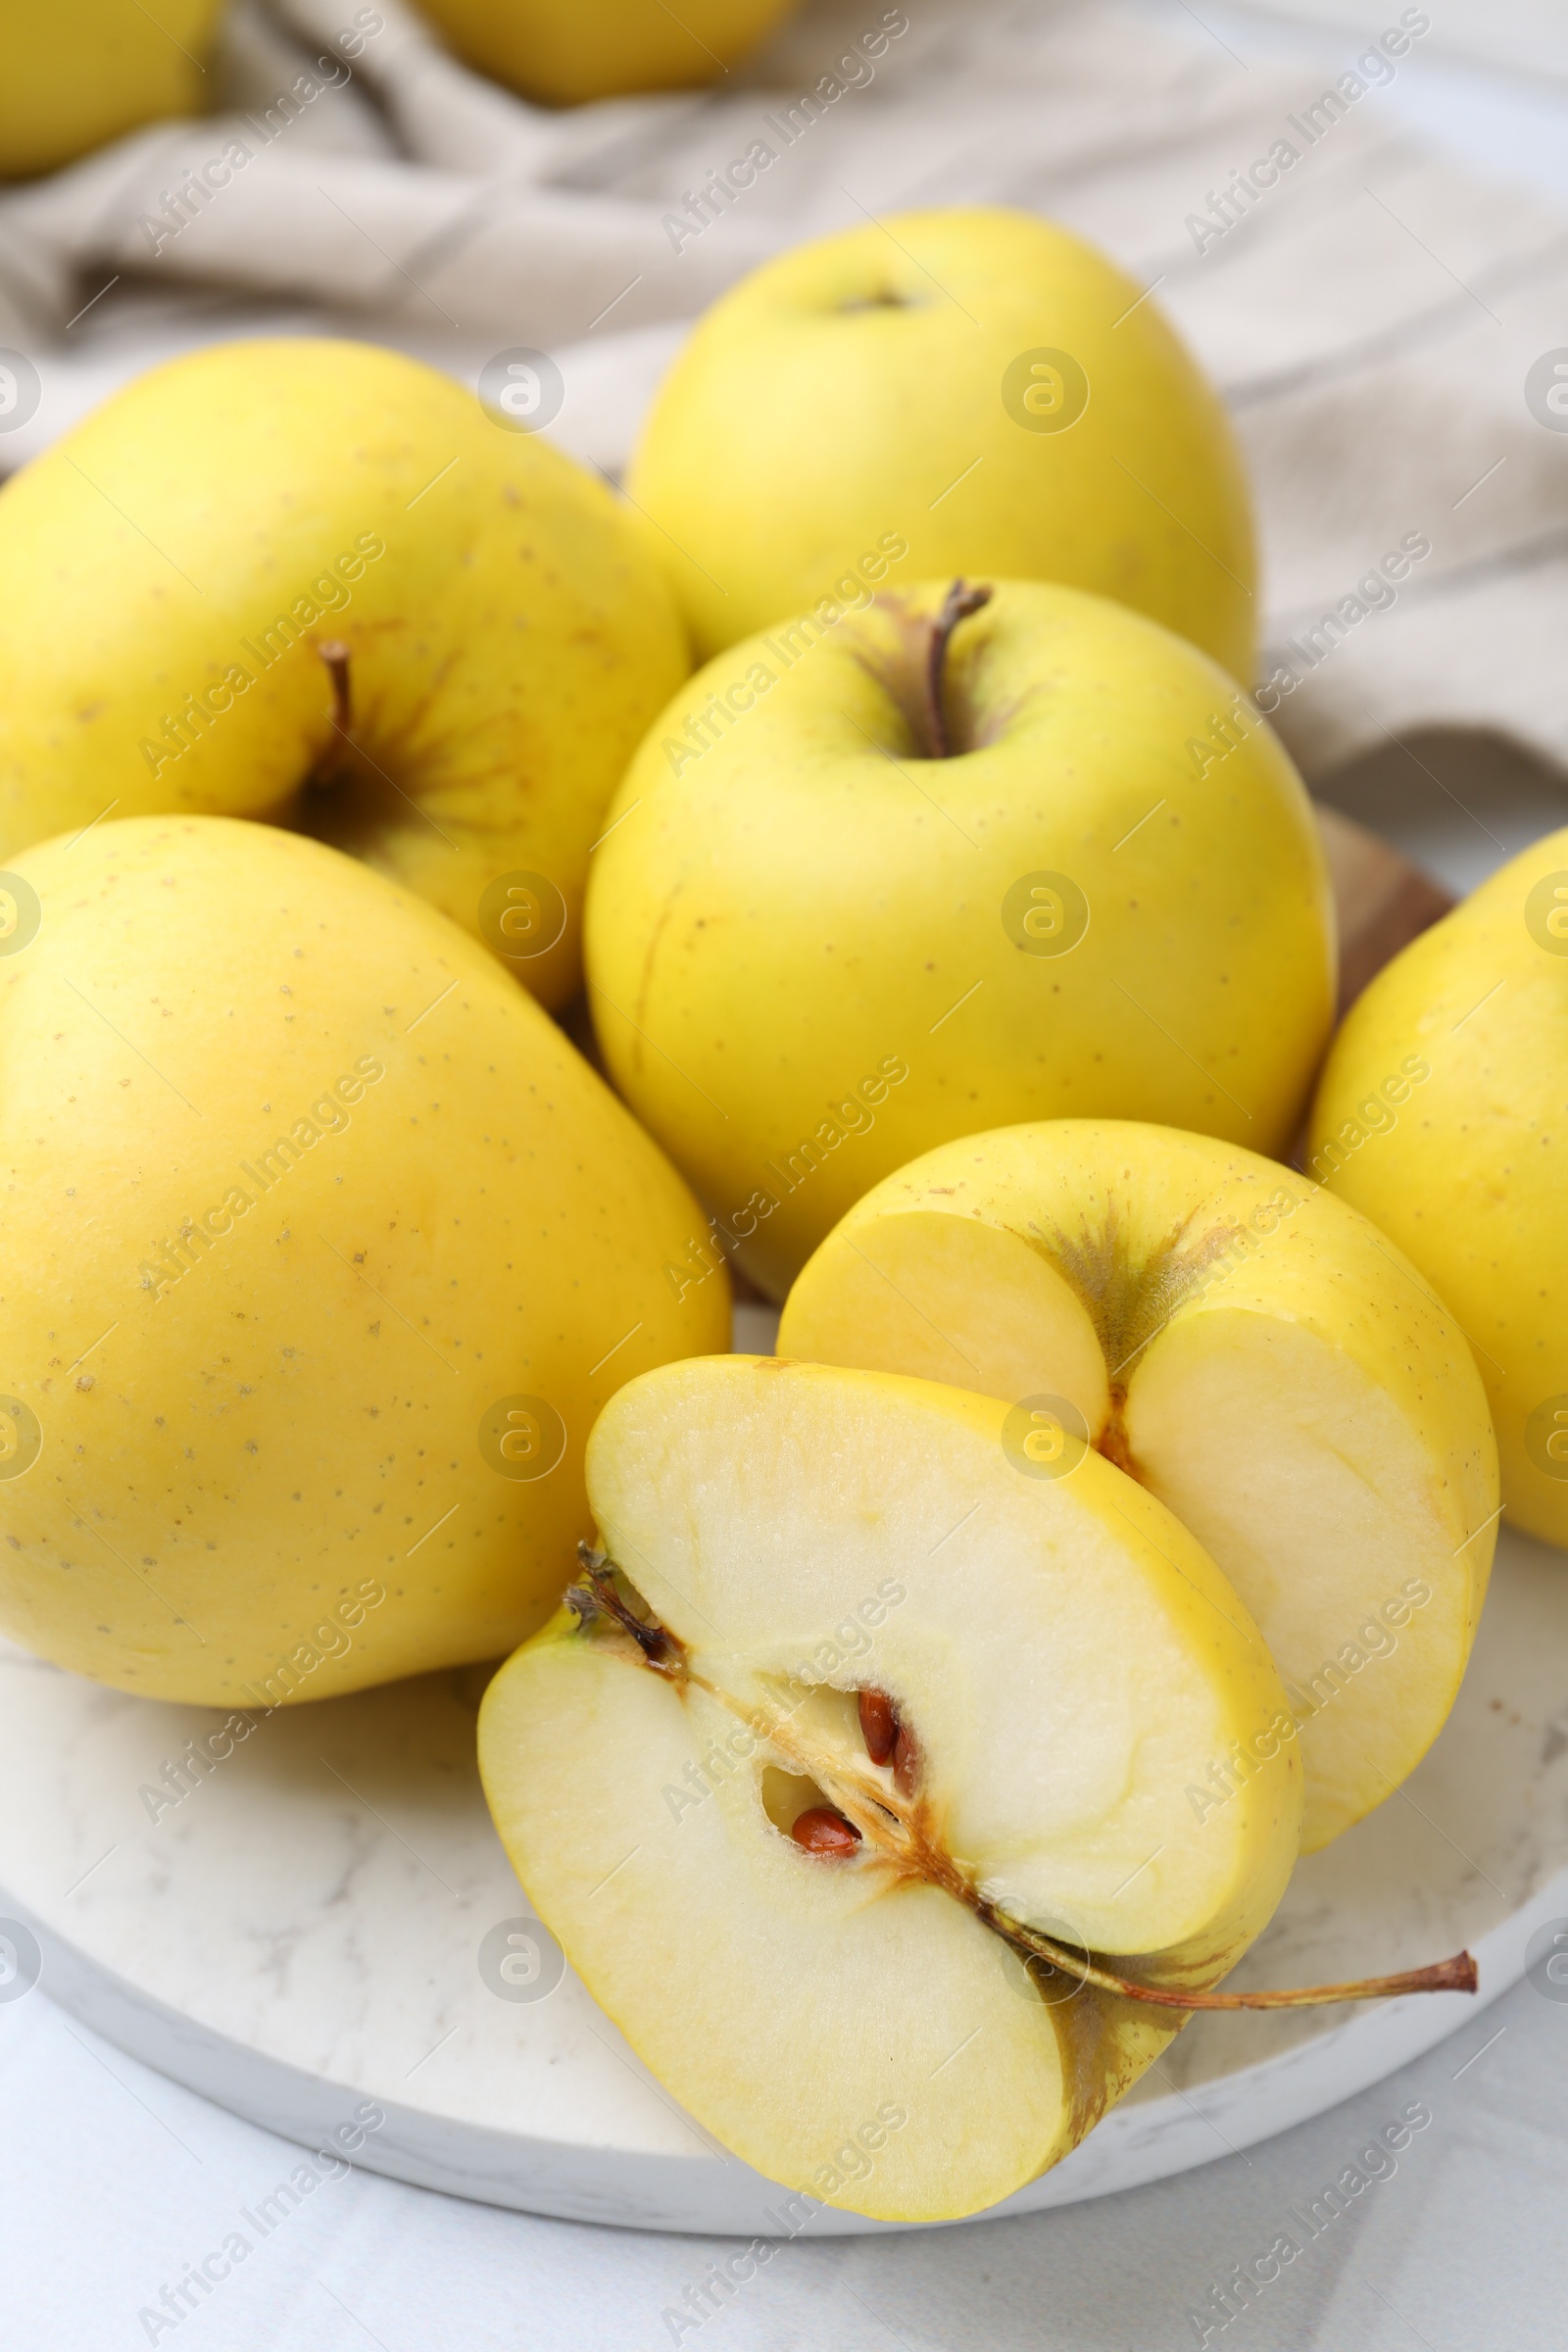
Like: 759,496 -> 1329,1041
3,1427 -> 1566,2234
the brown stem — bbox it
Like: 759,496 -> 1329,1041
315,639 -> 353,778
986,1905 -> 1478,2010
924,577 -> 993,758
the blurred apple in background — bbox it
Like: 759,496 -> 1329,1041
0,339 -> 689,1009
628,207 -> 1257,681
413,0 -> 802,104
0,816 -> 728,1706
0,0 -> 221,179
585,577 -> 1333,1298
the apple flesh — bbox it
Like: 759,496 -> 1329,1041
584,577 -> 1334,1298
628,207 -> 1257,679
0,338 -> 689,1009
480,1354 -> 1304,2222
1310,825 -> 1568,1550
0,816 -> 729,1704
778,1120 -> 1499,1851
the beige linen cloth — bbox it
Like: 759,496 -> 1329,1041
2,0 -> 1566,791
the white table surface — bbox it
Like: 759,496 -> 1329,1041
4,1961 -> 1566,2349
7,9 -> 1568,2347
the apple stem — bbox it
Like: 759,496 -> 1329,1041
924,579 -> 993,758
316,639 -> 354,778
986,1908 -> 1478,2009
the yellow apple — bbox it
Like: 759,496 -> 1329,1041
584,577 -> 1334,1298
0,0 -> 220,180
778,1119 -> 1498,1850
412,0 -> 801,105
627,206 -> 1257,678
479,1354 -> 1302,2221
0,337 -> 688,1010
0,815 -> 728,1705
1310,826 -> 1568,1550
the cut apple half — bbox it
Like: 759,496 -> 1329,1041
480,1355 -> 1308,2222
779,1121 -> 1500,1852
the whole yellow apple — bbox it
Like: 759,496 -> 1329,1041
584,577 -> 1334,1298
0,815 -> 728,1705
1310,826 -> 1568,1550
0,338 -> 688,1009
627,207 -> 1257,679
412,0 -> 801,104
0,0 -> 220,180
779,1120 -> 1498,1850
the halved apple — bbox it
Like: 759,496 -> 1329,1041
479,1355 -> 1303,2222
778,1122 -> 1499,1852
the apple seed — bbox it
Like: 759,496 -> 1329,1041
858,1688 -> 899,1765
790,1806 -> 862,1856
892,1722 -> 920,1797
